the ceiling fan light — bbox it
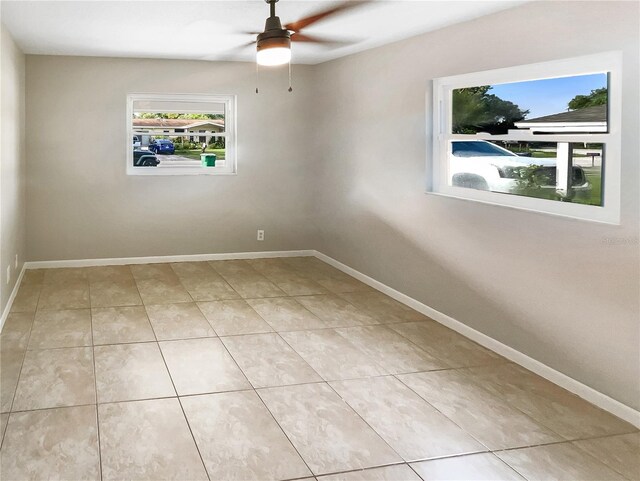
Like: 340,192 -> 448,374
256,46 -> 291,66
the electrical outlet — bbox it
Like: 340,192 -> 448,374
257,229 -> 265,241
6,265 -> 10,285
15,254 -> 18,269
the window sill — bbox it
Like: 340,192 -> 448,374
425,190 -> 620,225
127,167 -> 237,176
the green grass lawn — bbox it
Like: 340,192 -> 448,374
173,148 -> 226,160
582,168 -> 602,206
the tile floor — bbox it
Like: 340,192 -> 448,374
0,256 -> 638,481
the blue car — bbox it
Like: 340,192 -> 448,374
148,139 -> 175,154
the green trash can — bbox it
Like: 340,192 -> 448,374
201,153 -> 217,167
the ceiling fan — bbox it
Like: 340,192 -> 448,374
248,0 -> 368,67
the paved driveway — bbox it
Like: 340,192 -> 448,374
157,154 -> 201,166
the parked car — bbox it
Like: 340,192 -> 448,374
133,150 -> 159,167
148,139 -> 175,154
132,136 -> 141,149
448,140 -> 591,199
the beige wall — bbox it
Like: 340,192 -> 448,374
311,1 -> 640,409
1,24 -> 26,314
25,56 -> 319,261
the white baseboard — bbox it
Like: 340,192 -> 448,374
0,264 -> 26,332
24,250 -> 315,269
314,251 -> 640,428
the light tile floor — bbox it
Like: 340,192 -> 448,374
0,257 -> 638,481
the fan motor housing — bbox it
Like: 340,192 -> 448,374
257,17 -> 291,52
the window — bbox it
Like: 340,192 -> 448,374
430,52 -> 621,224
127,93 -> 236,175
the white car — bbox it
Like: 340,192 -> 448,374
132,136 -> 141,149
448,140 -> 591,198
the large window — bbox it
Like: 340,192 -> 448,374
127,94 -> 236,175
430,53 -> 621,224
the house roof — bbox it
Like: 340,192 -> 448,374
132,118 -> 224,128
514,104 -> 607,133
518,104 -> 607,124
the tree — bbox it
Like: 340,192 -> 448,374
568,87 -> 607,110
452,86 -> 529,134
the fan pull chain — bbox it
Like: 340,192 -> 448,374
288,59 -> 293,92
255,61 -> 259,94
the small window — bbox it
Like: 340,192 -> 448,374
430,52 -> 621,224
127,93 -> 236,175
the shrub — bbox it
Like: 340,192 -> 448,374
209,138 -> 225,149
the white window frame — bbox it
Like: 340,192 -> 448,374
127,93 -> 237,176
429,52 -> 622,224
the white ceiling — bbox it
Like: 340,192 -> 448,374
1,0 -> 526,65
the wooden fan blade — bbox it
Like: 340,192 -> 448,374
201,39 -> 255,61
223,40 -> 256,57
291,33 -> 350,46
285,1 -> 370,33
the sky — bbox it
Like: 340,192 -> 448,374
489,73 -> 608,119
